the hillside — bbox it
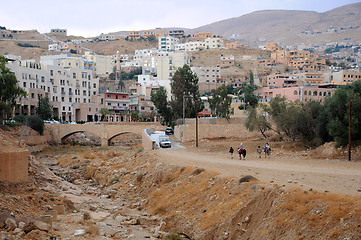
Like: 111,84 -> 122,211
191,2 -> 361,45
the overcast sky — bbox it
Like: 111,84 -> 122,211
1,0 -> 359,37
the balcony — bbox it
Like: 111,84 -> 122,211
61,91 -> 66,95
69,92 -> 73,95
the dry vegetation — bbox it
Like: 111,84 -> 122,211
1,126 -> 361,239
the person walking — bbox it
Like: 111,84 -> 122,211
257,146 -> 262,158
229,147 -> 234,159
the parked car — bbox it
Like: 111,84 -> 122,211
159,135 -> 171,148
165,127 -> 174,135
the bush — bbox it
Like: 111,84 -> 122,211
14,115 -> 44,135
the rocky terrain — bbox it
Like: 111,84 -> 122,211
1,126 -> 361,239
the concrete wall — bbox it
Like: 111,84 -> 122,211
142,129 -> 155,151
0,148 -> 29,182
22,135 -> 52,146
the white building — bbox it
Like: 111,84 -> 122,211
205,38 -> 224,49
185,41 -> 205,52
158,36 -> 179,51
48,44 -> 60,52
175,43 -> 186,51
98,34 -> 116,41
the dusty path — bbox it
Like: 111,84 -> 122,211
154,148 -> 361,196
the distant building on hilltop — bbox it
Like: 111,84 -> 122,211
50,29 -> 67,35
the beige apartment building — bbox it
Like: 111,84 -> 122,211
191,66 -> 223,93
156,51 -> 190,80
196,32 -> 212,39
7,56 -> 101,122
220,54 -> 235,67
205,38 -> 224,49
128,31 -> 141,40
271,50 -> 326,71
265,42 -> 282,51
155,28 -> 169,38
324,70 -> 361,84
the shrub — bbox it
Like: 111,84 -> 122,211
14,115 -> 44,135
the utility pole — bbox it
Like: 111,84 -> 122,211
196,100 -> 198,147
349,100 -> 351,161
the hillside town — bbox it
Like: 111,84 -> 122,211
1,2 -> 361,239
2,27 -> 361,123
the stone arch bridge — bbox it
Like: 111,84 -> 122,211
46,123 -> 160,147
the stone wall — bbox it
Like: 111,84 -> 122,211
174,117 -> 260,142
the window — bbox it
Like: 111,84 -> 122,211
107,103 -> 111,106
31,93 -> 34,98
50,70 -> 53,76
23,82 -> 26,87
73,73 -> 76,79
294,90 -> 298,95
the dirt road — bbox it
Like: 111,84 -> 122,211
155,148 -> 361,196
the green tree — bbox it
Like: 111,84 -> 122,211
245,107 -> 271,138
249,70 -> 254,86
208,85 -> 233,121
324,81 -> 361,147
99,108 -> 111,121
151,86 -> 174,126
37,96 -> 53,120
238,82 -> 258,110
170,64 -> 203,119
0,56 -> 27,123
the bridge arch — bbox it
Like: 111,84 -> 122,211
107,131 -> 142,146
61,130 -> 101,145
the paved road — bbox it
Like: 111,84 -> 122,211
154,148 -> 361,196
149,131 -> 183,149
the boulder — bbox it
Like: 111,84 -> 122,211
5,217 -> 17,231
23,220 -> 51,233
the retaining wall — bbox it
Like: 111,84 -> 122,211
0,147 -> 29,182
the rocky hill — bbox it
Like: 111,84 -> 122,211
190,2 -> 361,45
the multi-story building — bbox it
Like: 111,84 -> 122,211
220,55 -> 235,67
266,74 -> 301,88
158,36 -> 179,51
175,43 -> 186,51
257,85 -> 335,103
271,50 -> 326,71
103,92 -> 131,122
155,28 -> 169,38
128,31 -> 141,40
7,56 -> 101,122
83,52 -> 115,76
50,29 -> 67,35
205,38 -> 224,49
191,66 -> 223,93
156,51 -> 190,81
98,34 -> 115,41
326,70 -> 361,84
143,30 -> 155,38
265,42 -> 282,51
169,29 -> 184,38
185,41 -> 205,52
